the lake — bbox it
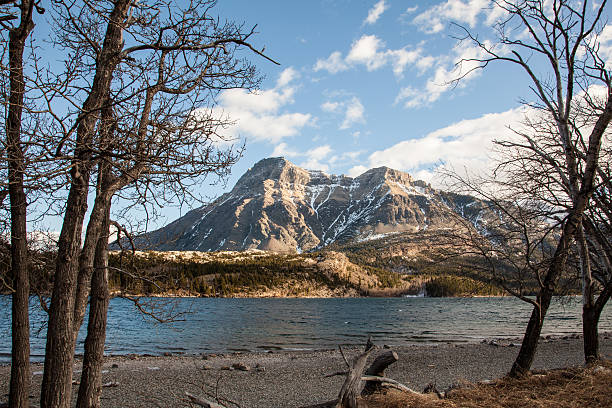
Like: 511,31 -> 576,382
1,296 -> 610,362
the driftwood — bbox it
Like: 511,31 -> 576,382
301,340 -> 418,408
336,342 -> 377,407
185,391 -> 227,408
362,350 -> 398,395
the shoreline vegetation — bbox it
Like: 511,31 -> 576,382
101,250 -> 506,299
0,336 -> 610,407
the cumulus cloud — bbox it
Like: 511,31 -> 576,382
314,51 -> 349,74
276,67 -> 298,88
321,96 -> 366,129
341,97 -> 366,129
346,35 -> 387,70
364,0 -> 388,25
321,101 -> 341,112
272,143 -> 334,171
347,164 -> 369,177
214,68 -> 313,143
395,41 -> 489,108
272,144 -> 365,173
360,107 -> 526,186
413,0 -> 490,34
315,35 -> 432,77
594,24 -> 612,66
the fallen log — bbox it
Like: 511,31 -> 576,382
302,340 -> 421,408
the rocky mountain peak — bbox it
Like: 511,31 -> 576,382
233,157 -> 311,190
136,158 -> 488,253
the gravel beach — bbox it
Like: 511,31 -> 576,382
1,336 -> 611,407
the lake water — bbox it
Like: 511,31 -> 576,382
0,296 -> 611,362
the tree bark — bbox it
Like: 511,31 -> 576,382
362,351 -> 398,395
337,344 -> 376,408
75,195 -> 111,408
41,3 -> 131,407
583,282 -> 612,364
582,304 -> 600,363
6,2 -> 35,407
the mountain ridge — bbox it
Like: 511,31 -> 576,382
132,157 -> 489,252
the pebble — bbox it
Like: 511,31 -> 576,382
232,363 -> 250,371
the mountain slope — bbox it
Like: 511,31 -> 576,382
134,157 -> 492,252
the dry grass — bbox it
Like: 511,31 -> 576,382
362,361 -> 612,408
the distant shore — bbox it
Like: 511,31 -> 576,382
1,336 -> 610,408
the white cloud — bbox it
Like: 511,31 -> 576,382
321,96 -> 366,130
316,35 -> 431,77
321,101 -> 341,112
341,97 -> 366,129
314,51 -> 349,74
348,165 -> 368,177
595,24 -> 612,67
272,142 -> 299,157
413,0 -> 490,34
276,67 -> 298,88
395,41 -> 489,108
362,107 -> 526,186
273,145 -> 365,173
214,68 -> 313,143
346,35 -> 387,70
297,145 -> 333,171
272,143 -> 333,171
404,6 -> 418,14
364,0 -> 388,25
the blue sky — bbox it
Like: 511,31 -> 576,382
153,0 -> 612,226
32,0 -> 612,231
202,0 -> 532,193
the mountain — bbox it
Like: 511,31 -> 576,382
133,157 -> 490,252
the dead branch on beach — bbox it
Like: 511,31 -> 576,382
185,391 -> 229,408
302,339 -> 421,408
183,362 -> 242,408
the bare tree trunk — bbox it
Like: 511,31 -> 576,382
583,283 -> 612,363
583,304 -> 600,363
510,202 -> 593,376
72,189 -> 114,341
41,3 -> 131,407
6,2 -> 35,407
76,195 -> 111,408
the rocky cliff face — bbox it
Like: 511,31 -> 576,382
136,157 -> 491,252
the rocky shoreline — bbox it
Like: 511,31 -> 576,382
1,336 -> 610,407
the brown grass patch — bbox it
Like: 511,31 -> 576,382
361,361 -> 612,408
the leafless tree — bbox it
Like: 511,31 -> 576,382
0,1 -> 44,406
454,0 -> 611,376
28,1 -> 273,407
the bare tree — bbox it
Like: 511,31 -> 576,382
30,1 -> 272,407
455,0 -> 611,376
0,1 -> 44,406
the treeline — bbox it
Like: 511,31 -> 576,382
332,236 -> 585,297
425,275 -> 503,297
107,252 -> 353,297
